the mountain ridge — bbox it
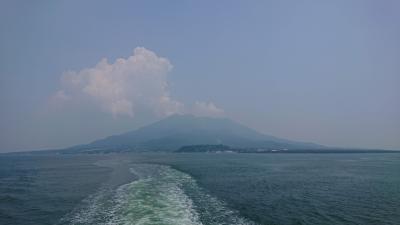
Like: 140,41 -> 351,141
81,114 -> 324,152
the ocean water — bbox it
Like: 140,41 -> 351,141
0,153 -> 399,225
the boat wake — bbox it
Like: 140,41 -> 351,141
60,164 -> 255,225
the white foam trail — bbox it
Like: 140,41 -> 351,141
60,164 -> 256,225
108,164 -> 202,225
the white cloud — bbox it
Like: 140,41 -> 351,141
54,47 -> 184,117
53,47 -> 224,118
52,90 -> 70,102
192,101 -> 224,117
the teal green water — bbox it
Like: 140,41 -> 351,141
0,153 -> 399,225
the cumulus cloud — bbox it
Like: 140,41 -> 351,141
54,47 -> 183,117
53,47 -> 223,118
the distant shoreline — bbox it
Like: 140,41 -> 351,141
174,144 -> 399,154
175,149 -> 400,154
1,146 -> 399,155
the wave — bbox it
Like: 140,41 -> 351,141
60,164 -> 255,225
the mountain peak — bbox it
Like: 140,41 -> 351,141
85,114 -> 323,151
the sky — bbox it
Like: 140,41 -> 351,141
0,0 -> 399,152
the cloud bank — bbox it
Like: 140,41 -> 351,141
53,47 -> 223,118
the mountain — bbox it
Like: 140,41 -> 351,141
74,114 -> 323,152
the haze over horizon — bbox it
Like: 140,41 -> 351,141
1,0 -> 399,152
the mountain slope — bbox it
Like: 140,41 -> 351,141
83,114 -> 323,151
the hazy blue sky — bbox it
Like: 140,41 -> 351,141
1,0 -> 399,152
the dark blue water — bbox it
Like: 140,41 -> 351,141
0,153 -> 399,225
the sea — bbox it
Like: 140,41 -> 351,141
0,152 -> 399,225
